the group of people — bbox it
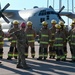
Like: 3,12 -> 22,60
0,19 -> 75,69
37,20 -> 68,61
37,19 -> 75,62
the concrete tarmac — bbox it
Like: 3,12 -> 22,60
0,38 -> 75,75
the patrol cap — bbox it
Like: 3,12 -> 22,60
55,24 -> 61,29
20,22 -> 26,28
13,20 -> 19,25
42,21 -> 48,26
27,21 -> 32,26
51,19 -> 57,24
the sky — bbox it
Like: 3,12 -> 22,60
1,0 -> 75,25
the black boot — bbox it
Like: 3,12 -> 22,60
0,57 -> 2,59
25,56 -> 28,58
32,56 -> 34,58
49,55 -> 52,58
43,57 -> 46,60
14,56 -> 17,59
56,58 -> 60,61
61,58 -> 66,61
72,59 -> 75,62
37,57 -> 42,60
7,57 -> 12,60
53,55 -> 55,59
22,65 -> 31,69
16,64 -> 23,68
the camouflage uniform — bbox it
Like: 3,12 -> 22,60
10,29 -> 30,69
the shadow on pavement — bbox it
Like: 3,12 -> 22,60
0,58 -> 75,75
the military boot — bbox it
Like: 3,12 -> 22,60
32,55 -> 34,58
43,57 -> 46,60
22,65 -> 31,69
16,63 -> 23,68
0,56 -> 2,59
72,59 -> 75,62
53,55 -> 55,59
37,57 -> 42,60
56,58 -> 60,61
7,57 -> 12,60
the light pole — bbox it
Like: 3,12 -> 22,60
47,0 -> 49,8
67,0 -> 69,26
59,0 -> 62,10
72,0 -> 74,13
53,0 -> 54,8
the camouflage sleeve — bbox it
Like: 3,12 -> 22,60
9,30 -> 18,37
8,28 -> 13,33
25,32 -> 28,45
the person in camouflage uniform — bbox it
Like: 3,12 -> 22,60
59,21 -> 68,59
9,22 -> 30,69
25,21 -> 36,58
0,24 -> 4,59
7,20 -> 20,60
49,19 -> 57,59
53,24 -> 66,61
37,21 -> 50,60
